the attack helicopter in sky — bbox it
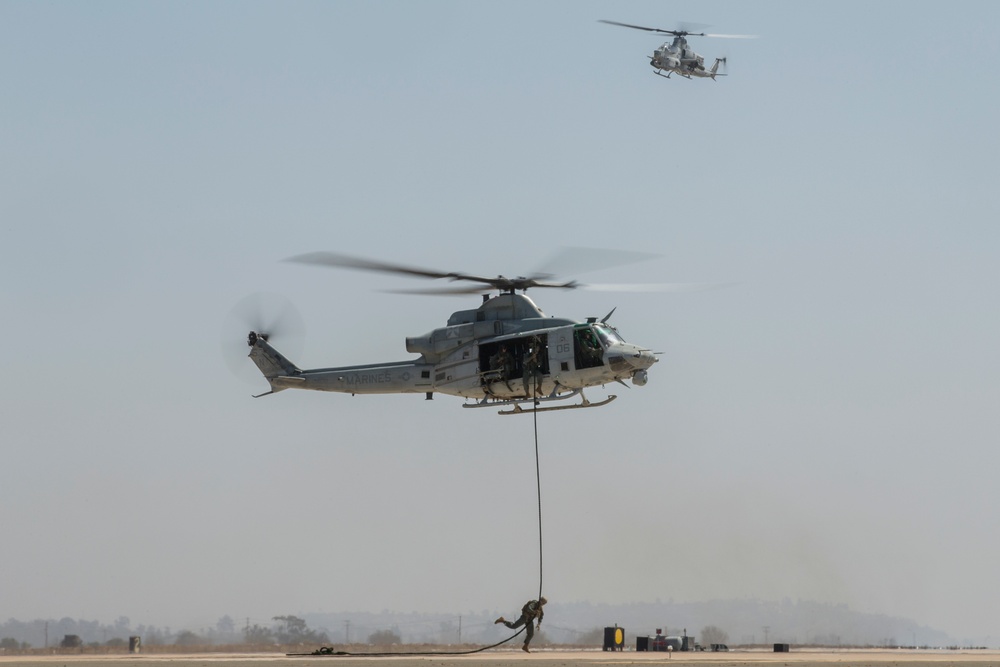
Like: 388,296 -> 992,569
240,250 -> 691,415
600,19 -> 756,80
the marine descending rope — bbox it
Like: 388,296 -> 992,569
290,403 -> 545,657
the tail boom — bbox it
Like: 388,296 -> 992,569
247,331 -> 431,396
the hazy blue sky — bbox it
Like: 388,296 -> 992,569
2,0 -> 998,645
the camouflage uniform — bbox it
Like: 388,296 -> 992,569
490,345 -> 514,390
522,346 -> 543,398
496,597 -> 547,651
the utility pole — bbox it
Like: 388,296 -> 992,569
763,626 -> 770,646
344,620 -> 350,644
44,622 -> 48,648
458,616 -> 462,644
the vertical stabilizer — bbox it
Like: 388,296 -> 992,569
247,332 -> 300,394
710,57 -> 727,79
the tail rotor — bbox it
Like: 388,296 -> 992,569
222,292 -> 305,384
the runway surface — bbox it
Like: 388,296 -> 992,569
2,650 -> 999,667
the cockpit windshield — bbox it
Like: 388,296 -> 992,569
593,324 -> 624,347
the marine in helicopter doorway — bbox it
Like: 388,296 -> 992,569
479,335 -> 550,399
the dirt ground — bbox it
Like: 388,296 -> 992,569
2,649 -> 999,667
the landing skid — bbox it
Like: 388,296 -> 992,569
498,394 -> 617,415
655,69 -> 694,80
465,388 -> 579,409
464,388 -> 616,415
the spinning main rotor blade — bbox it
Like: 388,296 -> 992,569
599,19 -> 702,36
532,246 -> 660,280
286,251 -> 579,293
383,285 -> 531,296
287,251 -> 475,282
385,281 -> 733,296
287,248 -> 683,295
583,282 -> 736,293
599,20 -> 756,39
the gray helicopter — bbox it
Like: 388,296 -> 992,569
600,20 -> 755,80
242,251 -> 669,415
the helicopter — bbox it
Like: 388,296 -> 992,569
599,19 -> 755,80
241,251 -> 666,415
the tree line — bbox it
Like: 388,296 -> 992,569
0,615 -> 330,649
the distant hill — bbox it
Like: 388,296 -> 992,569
0,600 -> 953,649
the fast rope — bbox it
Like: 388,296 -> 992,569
533,397 -> 544,601
290,396 -> 546,658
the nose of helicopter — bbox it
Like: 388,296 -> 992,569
632,348 -> 657,370
607,343 -> 657,371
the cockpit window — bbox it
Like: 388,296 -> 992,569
593,324 -> 624,347
576,327 -> 601,350
574,326 -> 604,369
